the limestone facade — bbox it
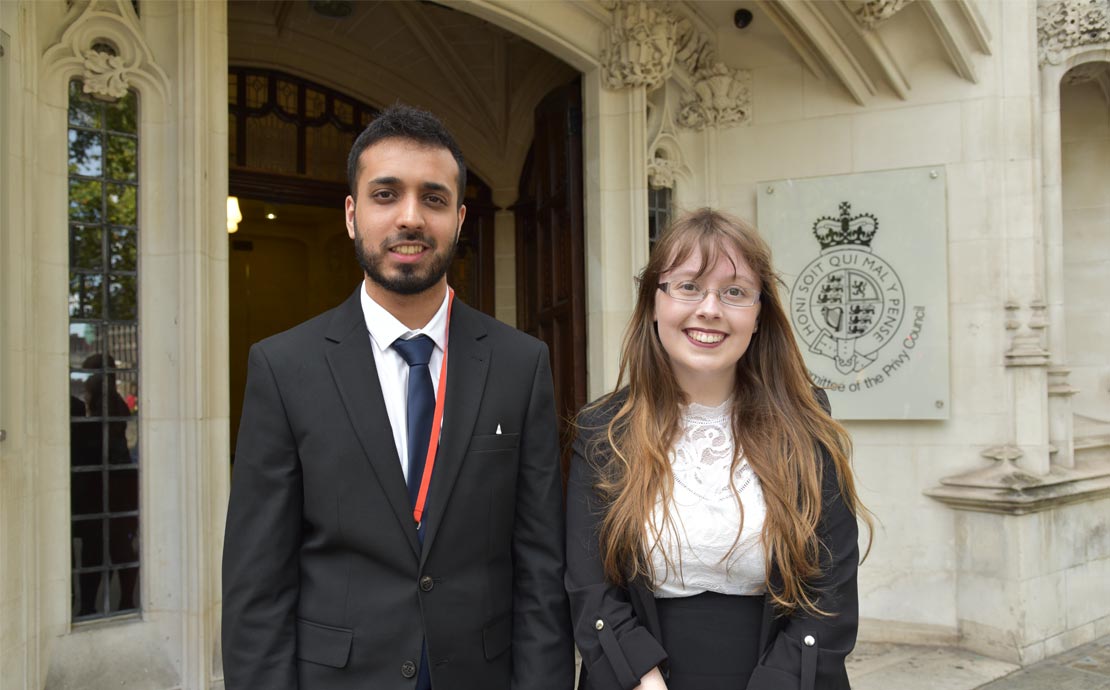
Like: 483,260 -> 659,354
1,1 -> 1109,688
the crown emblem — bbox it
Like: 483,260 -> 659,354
812,202 -> 878,250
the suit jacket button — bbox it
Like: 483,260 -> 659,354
803,634 -> 816,647
595,619 -> 604,630
401,660 -> 417,678
420,575 -> 434,592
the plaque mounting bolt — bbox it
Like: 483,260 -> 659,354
929,170 -> 938,179
935,400 -> 944,409
766,186 -> 774,194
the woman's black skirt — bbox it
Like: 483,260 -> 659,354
656,591 -> 764,690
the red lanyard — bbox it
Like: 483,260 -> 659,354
413,288 -> 453,528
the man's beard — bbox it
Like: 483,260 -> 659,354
353,218 -> 456,296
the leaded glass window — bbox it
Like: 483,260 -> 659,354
648,185 -> 672,251
67,80 -> 140,622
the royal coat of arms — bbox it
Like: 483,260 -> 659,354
790,202 -> 905,374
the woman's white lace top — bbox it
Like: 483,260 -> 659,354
648,399 -> 767,598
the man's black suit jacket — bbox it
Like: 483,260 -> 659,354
222,290 -> 574,690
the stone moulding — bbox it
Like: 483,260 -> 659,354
1004,301 -> 1051,367
1037,0 -> 1110,66
925,445 -> 1110,514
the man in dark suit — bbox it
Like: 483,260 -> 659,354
222,104 -> 573,690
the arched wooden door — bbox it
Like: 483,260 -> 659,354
515,78 -> 587,470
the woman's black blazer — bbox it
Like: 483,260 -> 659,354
565,389 -> 860,690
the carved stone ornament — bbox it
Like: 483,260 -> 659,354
1038,0 -> 1110,66
855,0 -> 915,30
674,16 -> 716,75
82,49 -> 130,100
600,1 -> 679,91
647,156 -> 681,189
42,0 -> 169,103
677,62 -> 753,130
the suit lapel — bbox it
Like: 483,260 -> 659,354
420,302 -> 490,562
324,290 -> 420,559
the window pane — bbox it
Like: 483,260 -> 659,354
105,184 -> 136,225
108,274 -> 137,320
108,469 -> 139,511
124,419 -> 139,462
68,82 -> 101,127
69,273 -> 104,319
69,325 -> 102,369
70,225 -> 103,270
69,179 -> 102,223
72,470 -> 104,515
74,571 -> 105,617
106,327 -> 139,369
108,516 -> 139,564
71,422 -> 103,467
72,518 -> 105,568
69,130 -> 103,177
110,567 -> 140,612
105,91 -> 137,133
109,227 -> 137,270
105,135 -> 137,182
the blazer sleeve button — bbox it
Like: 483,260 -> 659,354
420,575 -> 434,592
803,634 -> 816,647
595,619 -> 604,630
401,660 -> 417,678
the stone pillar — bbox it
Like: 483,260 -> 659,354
491,187 -> 517,327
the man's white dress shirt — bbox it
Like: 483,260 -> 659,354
359,285 -> 450,481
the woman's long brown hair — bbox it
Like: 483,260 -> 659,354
586,208 -> 871,616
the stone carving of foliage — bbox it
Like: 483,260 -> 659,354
677,63 -> 753,130
82,49 -> 130,100
855,0 -> 915,29
674,17 -> 716,75
600,1 -> 678,91
1038,0 -> 1110,66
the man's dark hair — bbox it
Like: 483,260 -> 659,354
346,103 -> 468,207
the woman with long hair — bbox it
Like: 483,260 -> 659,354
566,209 -> 871,690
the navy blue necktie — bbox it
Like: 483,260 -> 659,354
393,334 -> 436,690
392,335 -> 436,509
